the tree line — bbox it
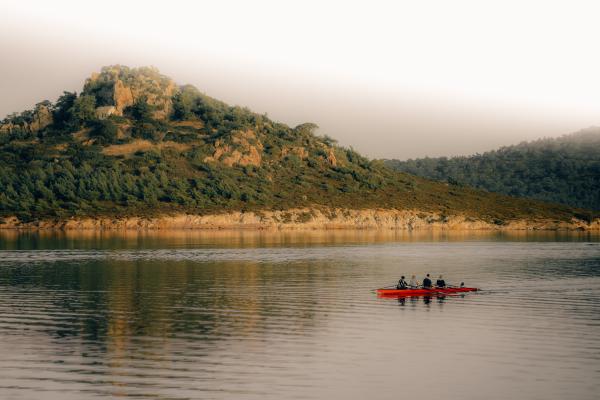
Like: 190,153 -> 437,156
385,129 -> 600,210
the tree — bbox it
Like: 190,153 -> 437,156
132,122 -> 163,141
84,80 -> 114,106
294,123 -> 319,138
127,97 -> 153,122
53,91 -> 77,127
90,120 -> 118,144
70,95 -> 97,127
172,85 -> 200,120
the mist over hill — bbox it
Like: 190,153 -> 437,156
385,130 -> 600,211
0,65 -> 593,227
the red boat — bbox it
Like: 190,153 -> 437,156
377,287 -> 478,297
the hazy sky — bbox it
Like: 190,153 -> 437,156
1,0 -> 599,159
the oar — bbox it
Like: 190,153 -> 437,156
371,284 -> 402,292
379,284 -> 398,289
434,282 -> 461,289
446,284 -> 467,289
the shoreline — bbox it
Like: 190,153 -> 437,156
1,208 -> 599,231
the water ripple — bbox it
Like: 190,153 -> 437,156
0,238 -> 598,399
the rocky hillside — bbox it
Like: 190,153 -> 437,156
385,129 -> 600,211
0,65 -> 595,228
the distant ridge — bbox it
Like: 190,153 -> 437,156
0,65 -> 597,229
384,129 -> 600,211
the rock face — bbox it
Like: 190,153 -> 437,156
281,146 -> 308,159
0,122 -> 14,134
83,65 -> 178,120
112,79 -> 135,114
29,104 -> 53,131
95,106 -> 117,119
0,102 -> 53,134
204,129 -> 264,167
326,148 -> 337,166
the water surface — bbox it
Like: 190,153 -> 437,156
0,230 -> 598,399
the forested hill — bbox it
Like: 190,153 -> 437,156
0,65 -> 589,224
384,129 -> 600,210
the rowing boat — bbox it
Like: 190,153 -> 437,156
376,287 -> 478,297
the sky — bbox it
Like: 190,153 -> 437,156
0,0 -> 599,159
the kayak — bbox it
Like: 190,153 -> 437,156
377,287 -> 478,297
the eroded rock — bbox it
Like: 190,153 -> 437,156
204,129 -> 263,167
84,65 -> 177,120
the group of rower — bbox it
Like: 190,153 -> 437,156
396,274 -> 463,290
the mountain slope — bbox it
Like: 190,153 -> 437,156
0,65 -> 594,227
384,130 -> 600,210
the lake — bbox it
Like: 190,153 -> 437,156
0,230 -> 599,399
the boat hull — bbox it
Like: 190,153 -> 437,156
376,287 -> 478,297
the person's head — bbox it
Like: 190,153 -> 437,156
401,276 -> 405,279
439,275 -> 443,279
411,275 -> 416,279
460,282 -> 465,287
426,274 -> 430,277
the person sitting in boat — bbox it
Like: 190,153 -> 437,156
408,275 -> 418,289
396,276 -> 408,290
436,275 -> 446,288
422,274 -> 432,289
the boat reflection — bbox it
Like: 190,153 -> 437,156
395,294 -> 450,306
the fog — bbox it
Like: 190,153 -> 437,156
1,0 -> 598,159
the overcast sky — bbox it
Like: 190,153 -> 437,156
1,0 -> 598,159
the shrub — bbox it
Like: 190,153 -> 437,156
90,120 -> 118,144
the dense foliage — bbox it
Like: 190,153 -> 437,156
384,130 -> 600,210
0,66 -> 588,223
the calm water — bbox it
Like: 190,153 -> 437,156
0,230 -> 599,400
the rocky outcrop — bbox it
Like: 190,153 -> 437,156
95,106 -> 117,119
112,79 -> 135,114
0,103 -> 53,134
83,65 -> 177,120
281,146 -> 308,159
0,122 -> 15,134
204,129 -> 263,167
1,208 -> 599,231
29,104 -> 53,132
326,148 -> 337,166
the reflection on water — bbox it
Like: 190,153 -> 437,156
1,229 -> 598,250
0,231 -> 598,399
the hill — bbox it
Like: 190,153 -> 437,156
0,65 -> 596,229
384,130 -> 600,211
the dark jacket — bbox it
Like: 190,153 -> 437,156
422,277 -> 432,288
436,279 -> 446,288
397,279 -> 408,289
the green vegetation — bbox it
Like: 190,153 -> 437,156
0,66 -> 590,223
384,130 -> 600,211
89,120 -> 118,144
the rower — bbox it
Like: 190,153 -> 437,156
422,274 -> 432,289
396,276 -> 408,290
408,275 -> 418,289
436,275 -> 446,288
